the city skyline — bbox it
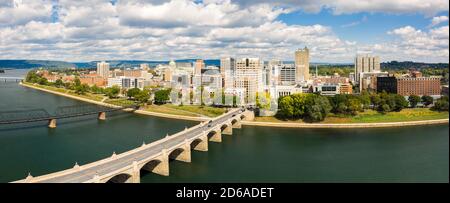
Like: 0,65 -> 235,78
0,0 -> 448,63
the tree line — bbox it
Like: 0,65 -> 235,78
277,91 -> 448,122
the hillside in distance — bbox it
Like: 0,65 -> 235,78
0,59 -> 220,69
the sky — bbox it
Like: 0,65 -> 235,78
0,0 -> 448,63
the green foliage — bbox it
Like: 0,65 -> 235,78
154,88 -> 171,104
90,84 -> 104,94
54,79 -> 64,87
277,93 -> 331,122
74,83 -> 89,95
408,95 -> 421,108
105,85 -> 120,98
278,96 -> 294,118
127,88 -> 141,98
135,90 -> 150,104
432,96 -> 449,112
421,95 -> 434,107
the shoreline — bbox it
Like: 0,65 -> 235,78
20,82 -> 449,128
20,82 -> 207,122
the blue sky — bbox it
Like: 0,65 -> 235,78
0,0 -> 448,63
278,9 -> 449,44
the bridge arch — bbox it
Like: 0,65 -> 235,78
240,114 -> 246,120
140,159 -> 168,176
106,173 -> 133,183
168,147 -> 190,163
190,138 -> 204,149
207,130 -> 222,142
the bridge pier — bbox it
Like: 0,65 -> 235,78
48,119 -> 57,128
209,130 -> 222,143
222,124 -> 233,135
131,161 -> 140,183
169,141 -> 191,163
191,135 -> 208,152
98,112 -> 106,120
232,120 -> 242,129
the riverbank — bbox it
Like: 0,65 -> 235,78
21,82 -> 449,128
20,82 -> 207,122
242,119 -> 449,128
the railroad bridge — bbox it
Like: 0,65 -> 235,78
0,103 -> 139,128
13,108 -> 254,183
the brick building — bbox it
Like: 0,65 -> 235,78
377,76 -> 441,96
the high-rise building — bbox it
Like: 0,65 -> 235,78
279,64 -> 296,85
194,59 -> 205,75
96,61 -> 110,79
220,57 -> 235,89
295,47 -> 310,82
235,58 -> 263,104
355,54 -> 380,83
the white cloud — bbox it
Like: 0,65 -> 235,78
0,0 -> 448,63
0,0 -> 53,26
234,0 -> 448,16
429,16 -> 449,28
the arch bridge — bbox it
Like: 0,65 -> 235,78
13,108 -> 254,183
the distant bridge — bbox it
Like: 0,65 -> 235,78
0,103 -> 139,128
0,77 -> 24,82
14,108 -> 254,183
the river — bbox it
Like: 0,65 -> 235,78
0,69 -> 448,182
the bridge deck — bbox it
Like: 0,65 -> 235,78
16,108 -> 242,183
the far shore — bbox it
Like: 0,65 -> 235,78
20,82 -> 449,128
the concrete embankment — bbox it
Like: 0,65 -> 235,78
241,119 -> 449,128
21,82 -> 449,128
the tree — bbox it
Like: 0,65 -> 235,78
305,94 -> 331,122
421,95 -> 434,107
154,89 -> 171,104
408,95 -> 421,108
38,77 -> 48,85
54,79 -> 64,87
105,85 -> 120,98
127,88 -> 141,99
278,96 -> 294,119
290,94 -> 308,118
74,77 -> 81,87
370,93 -> 382,109
135,90 -> 150,104
347,98 -> 362,115
75,84 -> 89,95
432,96 -> 449,112
393,94 -> 408,111
379,104 -> 391,114
90,84 -> 103,94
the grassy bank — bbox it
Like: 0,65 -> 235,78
144,104 -> 226,118
23,82 -> 105,102
255,108 -> 449,124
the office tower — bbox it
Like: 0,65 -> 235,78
220,57 -> 235,89
234,58 -> 263,104
194,59 -> 205,75
279,64 -> 296,85
97,61 -> 110,79
354,54 -> 380,83
295,47 -> 310,82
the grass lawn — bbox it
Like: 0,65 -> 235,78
25,82 -> 105,102
104,98 -> 137,106
144,104 -> 226,117
254,108 -> 449,123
